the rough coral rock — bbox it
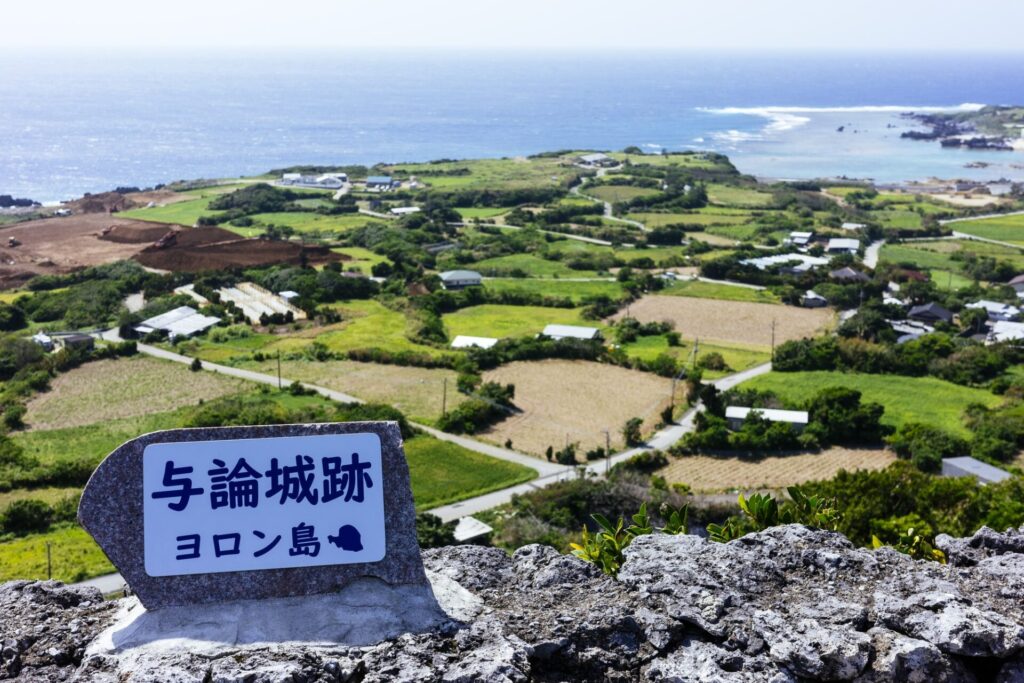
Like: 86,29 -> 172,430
5,525 -> 1024,681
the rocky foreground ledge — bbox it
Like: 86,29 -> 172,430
5,525 -> 1024,682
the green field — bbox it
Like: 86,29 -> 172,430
707,184 -> 776,208
621,335 -> 770,379
385,156 -> 579,192
704,224 -> 762,241
483,278 -> 625,302
609,152 -> 725,169
177,300 -> 449,363
456,207 -> 509,220
659,279 -> 780,303
0,526 -> 113,584
743,371 -> 1001,437
333,246 -> 391,274
585,185 -> 661,203
626,211 -> 752,228
876,210 -> 923,230
444,304 -> 595,339
952,214 -> 1024,245
880,239 -> 1024,288
473,253 -> 598,278
241,211 -> 378,235
119,195 -> 223,226
405,435 -> 535,508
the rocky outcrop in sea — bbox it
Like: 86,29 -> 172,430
4,524 -> 1024,681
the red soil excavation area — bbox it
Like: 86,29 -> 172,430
0,216 -> 340,289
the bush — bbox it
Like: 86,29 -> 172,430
1,499 -> 53,535
610,450 -> 668,476
416,512 -> 456,548
886,422 -> 967,473
189,358 -> 202,372
622,417 -> 644,447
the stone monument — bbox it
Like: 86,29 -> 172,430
78,421 -> 464,650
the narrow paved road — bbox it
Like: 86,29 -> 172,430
863,240 -> 885,269
122,338 -> 560,477
950,230 -> 1022,250
448,221 -> 613,246
940,209 -> 1024,225
73,357 -> 772,590
571,173 -> 648,231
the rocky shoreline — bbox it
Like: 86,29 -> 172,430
4,524 -> 1024,681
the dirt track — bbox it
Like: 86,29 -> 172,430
613,295 -> 833,347
0,214 -> 178,287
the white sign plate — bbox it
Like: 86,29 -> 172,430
143,433 -> 386,577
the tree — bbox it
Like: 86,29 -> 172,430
622,417 -> 644,447
416,512 -> 456,549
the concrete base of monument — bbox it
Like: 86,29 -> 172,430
87,570 -> 482,656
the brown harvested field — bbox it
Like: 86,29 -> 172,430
480,359 -> 675,457
24,356 -> 247,431
134,227 -> 341,272
0,214 -> 179,288
660,447 -> 896,492
613,295 -> 833,347
246,359 -> 467,425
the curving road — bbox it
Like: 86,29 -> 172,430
104,331 -> 772,521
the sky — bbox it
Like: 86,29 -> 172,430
4,0 -> 1024,51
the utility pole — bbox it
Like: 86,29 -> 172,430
46,542 -> 52,580
691,337 -> 699,370
441,377 -> 448,416
604,429 -> 611,476
276,350 -> 282,390
770,319 -> 777,361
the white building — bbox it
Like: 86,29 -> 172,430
827,238 -> 861,255
941,456 -> 1011,485
390,206 -> 422,216
989,320 -> 1024,343
966,300 -> 1021,322
453,516 -> 494,543
889,319 -> 935,344
576,152 -> 616,168
801,290 -> 828,308
450,335 -> 499,350
280,173 -> 347,189
136,306 -> 221,340
725,406 -> 809,432
785,231 -> 814,247
439,270 -> 483,290
741,253 -> 829,273
541,324 -> 603,341
218,282 -> 307,324
31,332 -> 54,351
841,222 -> 867,231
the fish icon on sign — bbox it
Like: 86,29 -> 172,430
327,524 -> 363,552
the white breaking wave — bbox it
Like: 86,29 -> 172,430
711,129 -> 763,144
698,103 -> 985,145
702,103 -> 985,116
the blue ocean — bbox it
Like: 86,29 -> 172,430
2,50 -> 1024,202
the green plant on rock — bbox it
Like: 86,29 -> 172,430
872,528 -> 947,564
706,487 -> 841,543
571,502 -> 689,576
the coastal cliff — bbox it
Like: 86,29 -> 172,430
4,525 -> 1024,681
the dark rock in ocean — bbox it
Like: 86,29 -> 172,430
6,524 -> 1024,681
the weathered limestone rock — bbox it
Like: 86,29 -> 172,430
6,524 -> 1024,681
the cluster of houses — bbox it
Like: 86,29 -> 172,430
781,230 -> 861,256
278,173 -> 403,192
280,172 -> 348,190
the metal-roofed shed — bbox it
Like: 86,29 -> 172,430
941,456 -> 1011,485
